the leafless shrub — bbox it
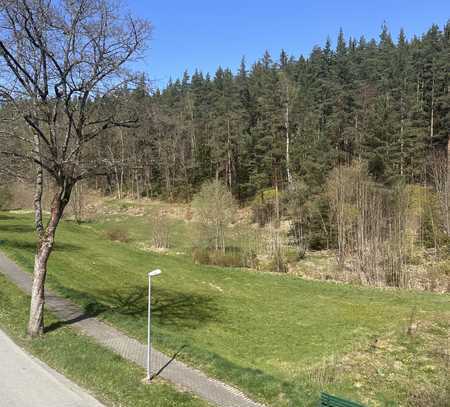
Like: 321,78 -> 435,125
235,226 -> 261,269
429,150 -> 450,236
303,354 -> 342,386
191,247 -> 255,268
105,228 -> 129,243
191,247 -> 211,265
326,162 -> 424,288
406,306 -> 418,336
150,211 -> 170,249
284,180 -> 312,259
252,200 -> 275,227
406,381 -> 450,407
260,221 -> 288,273
69,182 -> 86,223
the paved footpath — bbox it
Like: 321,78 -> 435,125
0,328 -> 105,407
0,252 -> 266,407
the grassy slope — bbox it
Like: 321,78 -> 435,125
1,211 -> 449,406
0,274 -> 208,407
94,199 -> 196,252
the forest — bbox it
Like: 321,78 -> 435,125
91,23 -> 449,201
1,21 -> 449,291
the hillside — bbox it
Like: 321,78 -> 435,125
1,208 -> 449,406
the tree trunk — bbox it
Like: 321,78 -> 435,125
227,118 -> 233,190
28,180 -> 73,337
285,100 -> 292,185
274,169 -> 280,227
33,135 -> 44,236
430,75 -> 435,145
447,137 -> 450,235
400,92 -> 405,177
120,130 -> 125,199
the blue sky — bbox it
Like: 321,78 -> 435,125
127,1 -> 449,88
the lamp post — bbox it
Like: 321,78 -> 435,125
146,269 -> 161,382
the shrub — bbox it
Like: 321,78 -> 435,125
239,248 -> 259,269
69,182 -> 86,223
267,252 -> 288,273
192,247 -> 256,268
209,250 -> 243,267
251,189 -> 277,227
192,247 -> 211,265
285,249 -> 301,263
105,228 -> 129,243
150,212 -> 170,248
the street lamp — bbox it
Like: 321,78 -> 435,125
146,269 -> 161,382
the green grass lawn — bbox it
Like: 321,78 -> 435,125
1,211 -> 449,406
0,274 -> 208,407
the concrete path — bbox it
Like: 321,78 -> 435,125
0,252 -> 266,407
0,328 -> 105,407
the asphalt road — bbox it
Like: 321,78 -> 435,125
0,328 -> 105,407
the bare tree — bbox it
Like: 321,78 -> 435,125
278,71 -> 297,186
327,162 -> 423,288
0,0 -> 150,336
192,180 -> 237,252
430,150 -> 450,236
150,210 -> 170,249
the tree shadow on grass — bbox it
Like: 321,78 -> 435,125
44,301 -> 106,333
106,285 -> 221,328
0,214 -> 18,221
0,224 -> 35,233
0,239 -> 80,253
45,284 -> 220,333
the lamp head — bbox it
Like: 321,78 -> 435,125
148,269 -> 162,277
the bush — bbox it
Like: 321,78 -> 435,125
105,228 -> 129,243
239,248 -> 259,269
192,247 -> 211,265
285,249 -> 301,263
150,212 -> 170,248
251,189 -> 277,227
192,247 -> 256,268
209,250 -> 243,267
251,201 -> 275,227
267,252 -> 288,273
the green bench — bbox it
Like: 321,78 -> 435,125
319,392 -> 365,407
